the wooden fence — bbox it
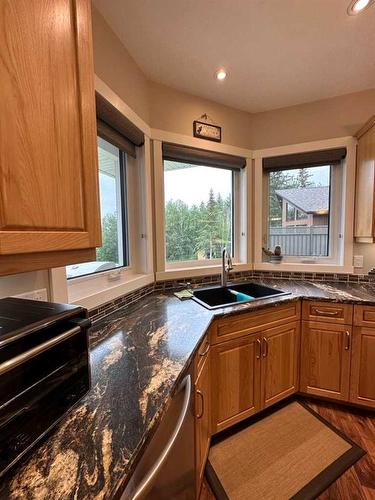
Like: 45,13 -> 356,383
269,226 -> 328,256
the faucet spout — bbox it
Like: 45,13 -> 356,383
221,248 -> 233,287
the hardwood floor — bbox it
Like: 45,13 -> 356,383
200,398 -> 375,500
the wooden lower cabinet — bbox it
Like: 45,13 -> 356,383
261,322 -> 300,408
195,353 -> 211,495
350,326 -> 375,408
300,321 -> 351,401
211,335 -> 261,434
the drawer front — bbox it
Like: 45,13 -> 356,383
353,305 -> 375,327
195,334 -> 210,375
302,301 -> 353,325
210,301 -> 301,345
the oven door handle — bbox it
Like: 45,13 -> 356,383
0,326 -> 81,376
130,374 -> 192,500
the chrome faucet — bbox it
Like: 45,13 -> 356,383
221,248 -> 233,287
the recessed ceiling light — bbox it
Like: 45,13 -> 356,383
216,69 -> 227,81
347,0 -> 374,15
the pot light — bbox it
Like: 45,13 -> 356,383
216,69 -> 227,81
347,0 -> 374,15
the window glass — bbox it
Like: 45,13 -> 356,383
164,161 -> 233,263
267,166 -> 331,257
66,137 -> 127,279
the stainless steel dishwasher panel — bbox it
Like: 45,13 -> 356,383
122,370 -> 196,500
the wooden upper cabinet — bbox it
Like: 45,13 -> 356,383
261,321 -> 300,408
354,116 -> 375,242
300,321 -> 351,401
0,0 -> 101,275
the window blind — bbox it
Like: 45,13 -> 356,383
263,147 -> 347,171
95,92 -> 144,158
162,143 -> 246,171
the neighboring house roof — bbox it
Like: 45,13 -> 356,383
275,186 -> 329,214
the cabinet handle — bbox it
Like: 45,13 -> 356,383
199,340 -> 210,357
256,338 -> 261,359
314,308 -> 339,316
344,330 -> 351,350
196,390 -> 204,419
262,337 -> 268,358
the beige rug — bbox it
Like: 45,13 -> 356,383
207,401 -> 364,500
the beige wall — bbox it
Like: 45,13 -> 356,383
149,81 -> 253,149
249,89 -> 375,150
353,243 -> 375,274
91,7 -> 150,123
0,271 -> 50,299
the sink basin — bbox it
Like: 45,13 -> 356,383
192,282 -> 290,310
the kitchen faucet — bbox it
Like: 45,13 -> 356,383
221,248 -> 233,287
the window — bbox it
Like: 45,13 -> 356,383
164,160 -> 233,263
267,165 -> 332,257
66,137 -> 128,279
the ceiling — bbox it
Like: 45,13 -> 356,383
93,0 -> 375,113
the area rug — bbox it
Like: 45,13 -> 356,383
206,400 -> 365,500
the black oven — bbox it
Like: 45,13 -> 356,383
0,297 -> 91,478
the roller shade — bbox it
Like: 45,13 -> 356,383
263,147 -> 347,171
162,143 -> 246,170
95,92 -> 144,158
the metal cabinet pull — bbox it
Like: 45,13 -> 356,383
0,326 -> 81,376
344,330 -> 351,350
314,308 -> 339,316
256,338 -> 261,359
131,374 -> 192,500
199,340 -> 210,357
262,337 -> 268,358
196,390 -> 204,419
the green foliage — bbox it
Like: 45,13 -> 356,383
165,191 -> 232,262
96,213 -> 119,263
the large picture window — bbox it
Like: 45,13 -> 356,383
67,137 -> 128,279
164,160 -> 233,263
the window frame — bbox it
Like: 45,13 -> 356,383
253,137 -> 356,273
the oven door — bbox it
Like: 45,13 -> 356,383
0,318 -> 90,477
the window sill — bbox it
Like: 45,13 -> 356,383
254,262 -> 354,274
68,270 -> 154,310
156,263 -> 252,281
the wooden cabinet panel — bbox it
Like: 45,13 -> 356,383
300,321 -> 351,401
210,301 -> 301,344
0,0 -> 101,274
211,335 -> 261,433
353,305 -> 375,327
302,300 -> 353,325
350,327 -> 375,408
261,322 -> 300,408
195,334 -> 210,375
195,354 -> 211,495
354,116 -> 375,241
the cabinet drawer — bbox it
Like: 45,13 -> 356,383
195,334 -> 210,375
302,301 -> 353,325
353,305 -> 375,327
210,301 -> 301,345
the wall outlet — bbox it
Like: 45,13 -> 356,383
353,255 -> 364,268
13,288 -> 48,301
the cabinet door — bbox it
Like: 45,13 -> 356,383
0,0 -> 101,274
300,322 -> 351,401
211,335 -> 261,433
350,327 -> 375,408
195,354 -> 210,495
261,322 -> 300,408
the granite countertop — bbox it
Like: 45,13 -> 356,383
2,278 -> 375,499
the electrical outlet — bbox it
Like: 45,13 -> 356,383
353,255 -> 364,268
13,288 -> 48,301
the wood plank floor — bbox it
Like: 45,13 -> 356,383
200,398 -> 375,500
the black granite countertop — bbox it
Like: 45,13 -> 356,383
2,278 -> 375,499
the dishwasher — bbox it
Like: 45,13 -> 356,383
121,367 -> 196,500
